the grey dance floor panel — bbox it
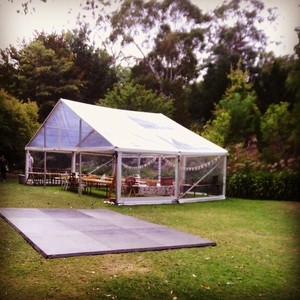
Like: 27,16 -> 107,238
0,208 -> 216,258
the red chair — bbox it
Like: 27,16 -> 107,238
125,176 -> 136,197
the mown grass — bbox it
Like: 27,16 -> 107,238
0,178 -> 299,300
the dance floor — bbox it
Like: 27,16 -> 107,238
0,208 -> 216,258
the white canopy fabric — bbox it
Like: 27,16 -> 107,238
26,99 -> 228,156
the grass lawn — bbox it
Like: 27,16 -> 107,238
0,178 -> 299,300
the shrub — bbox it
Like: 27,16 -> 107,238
227,171 -> 300,201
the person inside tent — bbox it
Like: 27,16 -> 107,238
28,153 -> 34,172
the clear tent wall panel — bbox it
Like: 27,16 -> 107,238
179,155 -> 224,199
120,153 -> 177,201
27,101 -> 112,150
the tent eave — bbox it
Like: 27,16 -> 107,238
115,147 -> 179,155
179,150 -> 228,156
25,146 -> 116,154
114,148 -> 228,157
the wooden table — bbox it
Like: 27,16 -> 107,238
82,177 -> 113,197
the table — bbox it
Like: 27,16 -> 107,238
82,177 -> 113,197
27,172 -> 66,186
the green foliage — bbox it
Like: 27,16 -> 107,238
0,89 -> 39,168
220,65 -> 261,143
212,0 -> 271,63
227,171 -> 300,201
109,0 -> 209,125
98,80 -> 174,117
254,55 -> 296,113
189,0 -> 274,124
260,102 -> 293,160
64,27 -> 118,104
0,30 -> 117,122
189,61 -> 231,123
286,27 -> 300,103
202,108 -> 230,147
290,102 -> 300,154
225,66 -> 254,98
17,39 -> 80,97
220,92 -> 261,142
0,37 -> 81,121
202,63 -> 261,145
109,0 -> 208,87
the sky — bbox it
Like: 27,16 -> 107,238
0,0 -> 299,57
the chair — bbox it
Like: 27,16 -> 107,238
62,176 -> 70,190
209,175 -> 220,195
161,177 -> 174,186
66,173 -> 78,192
125,176 -> 136,197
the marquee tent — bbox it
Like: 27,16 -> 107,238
25,99 -> 228,205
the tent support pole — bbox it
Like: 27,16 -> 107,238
175,155 -> 180,202
180,156 -> 186,187
25,150 -> 29,182
137,155 -> 141,177
43,125 -> 47,187
71,152 -> 76,173
158,155 -> 161,184
116,152 -> 122,204
43,151 -> 47,188
78,152 -> 82,196
222,156 -> 227,197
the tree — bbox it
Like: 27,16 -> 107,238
0,35 -> 82,121
202,63 -> 261,145
209,0 -> 275,70
190,0 -> 276,125
98,79 -> 174,117
188,59 -> 231,124
0,89 -> 39,168
21,39 -> 82,118
254,55 -> 296,113
64,27 -> 118,104
287,27 -> 300,156
109,0 -> 209,79
107,0 -> 210,125
290,102 -> 300,156
222,65 -> 261,143
0,30 -> 117,121
260,102 -> 293,161
286,27 -> 300,103
201,108 -> 230,147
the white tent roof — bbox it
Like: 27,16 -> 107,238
26,99 -> 227,156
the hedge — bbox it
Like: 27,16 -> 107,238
226,171 -> 300,201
